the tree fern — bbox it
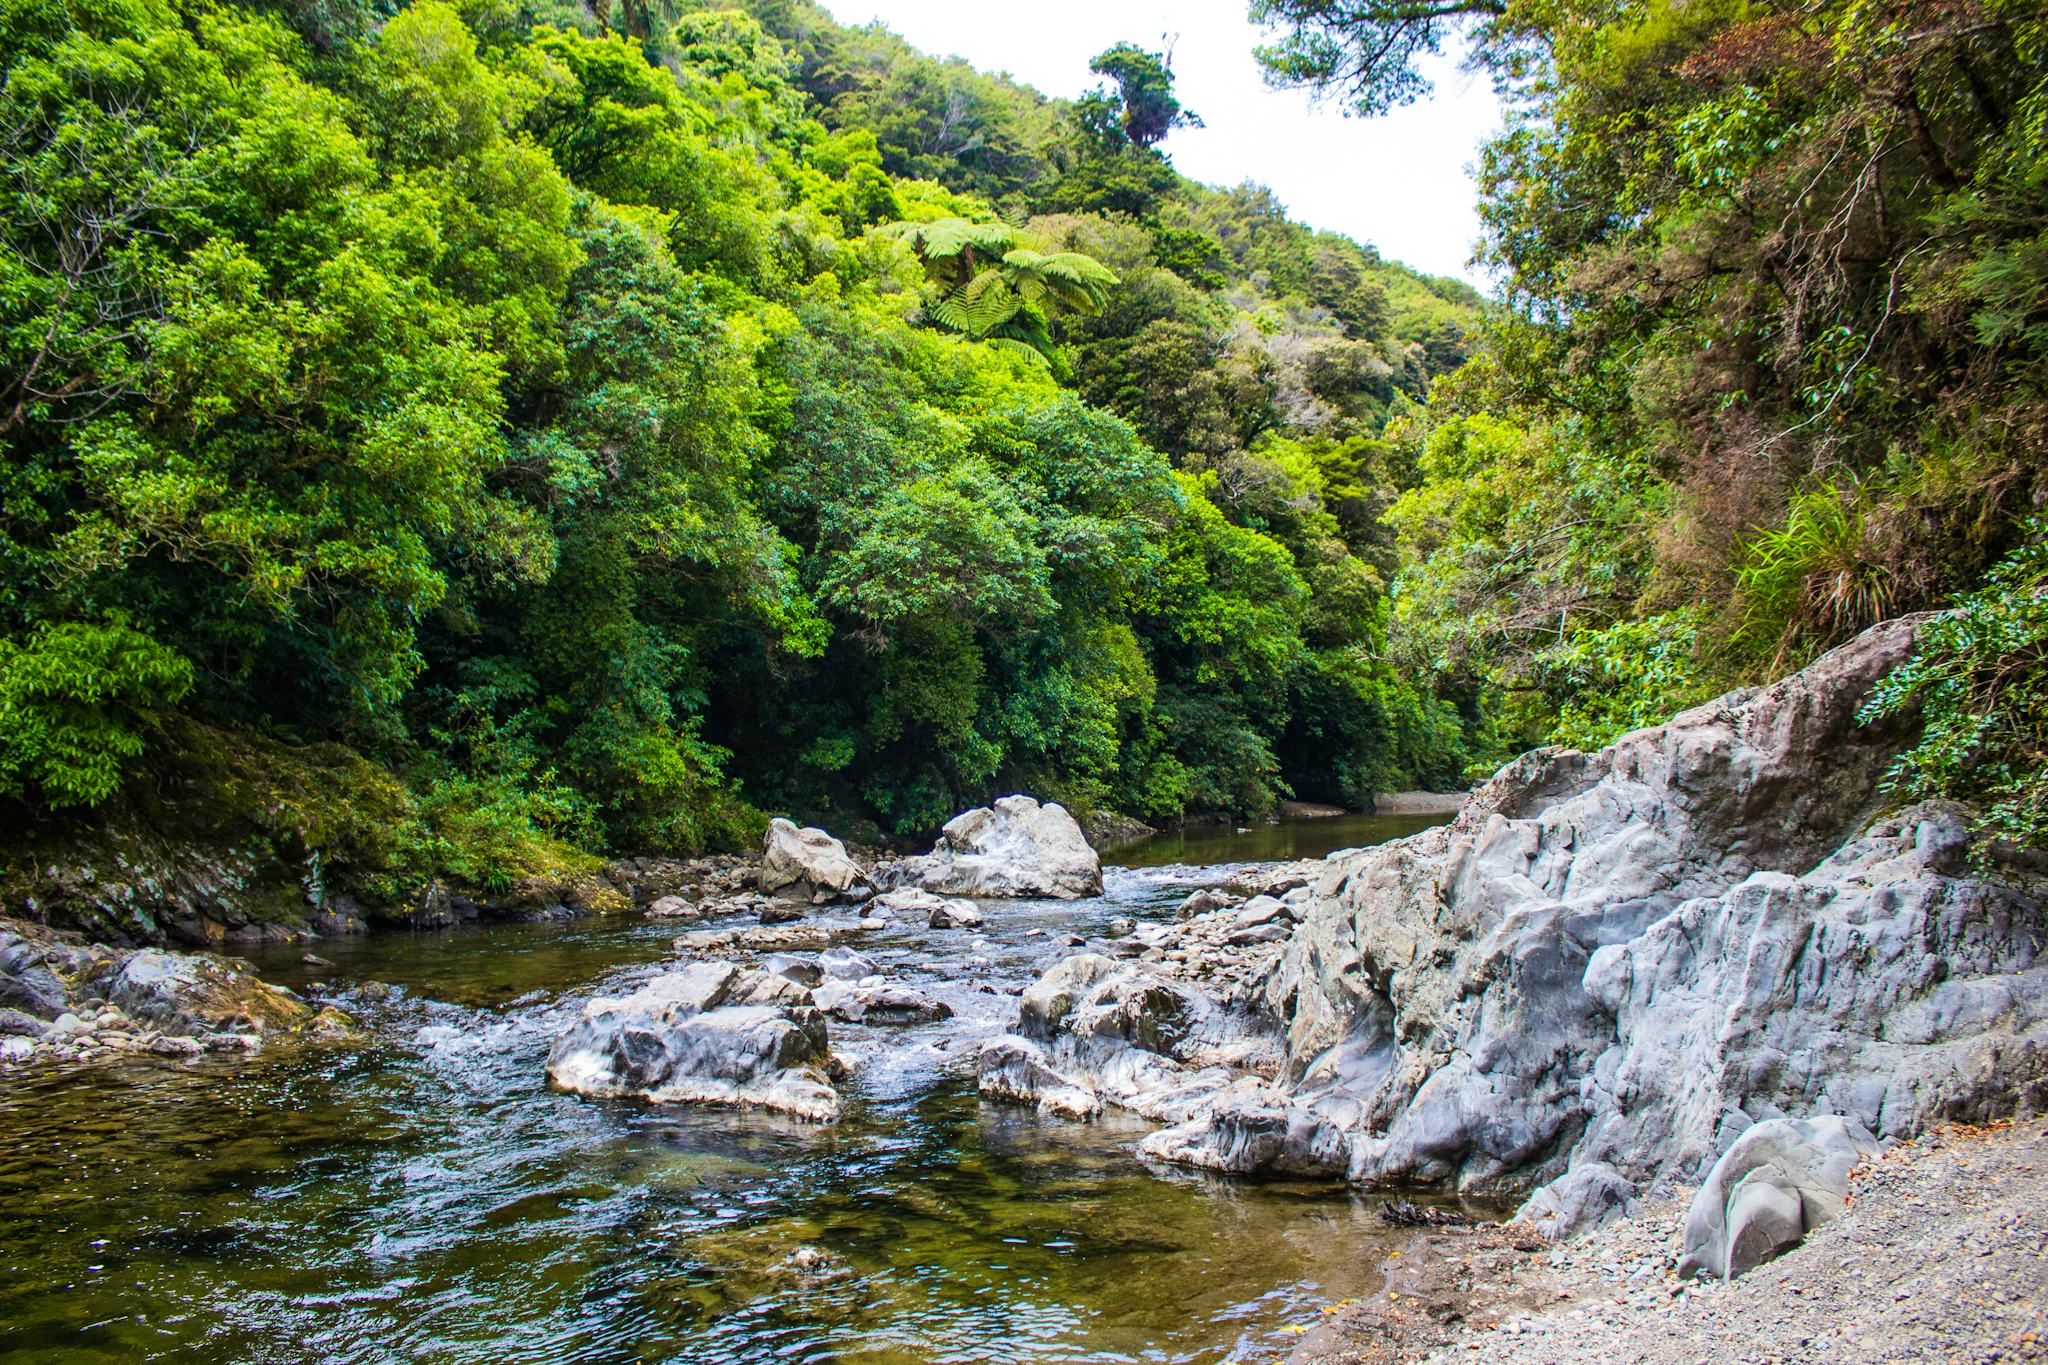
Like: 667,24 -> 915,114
885,216 -> 1117,358
930,271 -> 1022,337
1001,249 -> 1118,313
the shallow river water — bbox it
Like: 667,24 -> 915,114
0,820 -> 1472,1364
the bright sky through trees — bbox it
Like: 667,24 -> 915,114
819,0 -> 1502,283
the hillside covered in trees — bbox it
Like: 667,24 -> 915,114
0,0 -> 1489,929
1246,0 -> 2046,850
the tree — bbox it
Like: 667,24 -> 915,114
1248,0 -> 1507,116
1088,43 -> 1202,147
884,217 -> 1118,365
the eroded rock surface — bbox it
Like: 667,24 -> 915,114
983,617 -> 2048,1229
759,819 -> 869,902
545,961 -> 841,1121
880,796 -> 1102,899
1676,1116 -> 1878,1280
0,923 -> 349,1067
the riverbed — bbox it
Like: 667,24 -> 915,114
0,824 -> 1476,1364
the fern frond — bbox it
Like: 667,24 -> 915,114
985,336 -> 1053,368
902,217 -> 1017,263
999,249 -> 1118,314
929,272 -> 1022,337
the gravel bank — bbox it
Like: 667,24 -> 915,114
1291,1119 -> 2048,1364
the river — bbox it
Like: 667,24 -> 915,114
0,818 -> 1476,1364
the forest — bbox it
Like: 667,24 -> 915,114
1,0 -> 2042,929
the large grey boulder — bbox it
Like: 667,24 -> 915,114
759,818 -> 869,901
104,949 -> 320,1037
545,962 -> 841,1121
978,618 -> 2047,1230
976,953 -> 1276,1123
1677,1116 -> 1879,1279
881,796 -> 1102,899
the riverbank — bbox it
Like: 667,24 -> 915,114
1287,1118 -> 2048,1364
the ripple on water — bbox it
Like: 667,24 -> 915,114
1,841 -> 1491,1364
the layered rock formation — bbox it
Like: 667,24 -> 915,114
979,617 -> 2048,1228
545,961 -> 842,1120
879,795 -> 1102,899
759,819 -> 870,901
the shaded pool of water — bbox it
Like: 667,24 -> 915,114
1116,811 -> 1448,869
0,835 -> 1475,1365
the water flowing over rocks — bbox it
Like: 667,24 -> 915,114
0,921 -> 350,1067
759,819 -> 870,902
544,961 -> 842,1121
878,796 -> 1103,899
983,616 -> 2048,1229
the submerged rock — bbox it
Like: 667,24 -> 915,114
878,796 -> 1102,899
759,819 -> 869,902
545,962 -> 840,1121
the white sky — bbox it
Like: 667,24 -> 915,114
816,0 -> 1503,285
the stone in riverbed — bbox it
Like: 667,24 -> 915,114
819,947 -> 876,981
877,795 -> 1102,899
646,895 -> 703,920
812,979 -> 951,1024
928,900 -> 985,929
759,819 -> 869,901
866,887 -> 985,928
545,962 -> 840,1121
1176,889 -> 1236,920
761,954 -> 824,988
1676,1116 -> 1878,1280
976,953 -> 1268,1124
103,949 -> 318,1037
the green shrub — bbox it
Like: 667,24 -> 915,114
1860,524 -> 2048,854
0,619 -> 194,807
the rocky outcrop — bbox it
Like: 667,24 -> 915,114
976,953 -> 1281,1122
983,617 -> 2048,1230
879,796 -> 1102,899
813,979 -> 951,1024
867,887 -> 984,927
0,921 -> 351,1067
1677,1116 -> 1878,1280
759,819 -> 869,901
545,961 -> 842,1121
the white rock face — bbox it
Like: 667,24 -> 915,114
982,617 -> 2048,1232
545,962 -> 840,1121
759,818 -> 868,901
882,795 -> 1102,899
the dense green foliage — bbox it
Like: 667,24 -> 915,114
1268,0 -> 2048,847
0,0 -> 1482,908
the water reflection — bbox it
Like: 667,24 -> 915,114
1115,812 -> 1449,869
